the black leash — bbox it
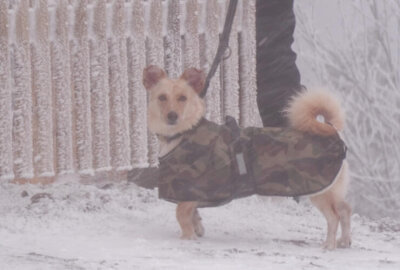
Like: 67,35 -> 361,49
200,0 -> 239,98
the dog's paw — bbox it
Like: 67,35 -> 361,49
337,237 -> 351,248
193,210 -> 205,237
194,222 -> 205,237
323,241 -> 336,251
180,233 -> 197,240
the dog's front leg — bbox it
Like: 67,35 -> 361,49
176,202 -> 198,240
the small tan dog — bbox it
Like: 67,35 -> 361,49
143,65 -> 351,250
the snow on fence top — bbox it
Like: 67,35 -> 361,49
0,0 -> 259,181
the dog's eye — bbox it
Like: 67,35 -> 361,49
178,95 -> 187,102
158,94 -> 167,101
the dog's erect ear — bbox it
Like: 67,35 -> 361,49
143,65 -> 167,90
180,68 -> 205,95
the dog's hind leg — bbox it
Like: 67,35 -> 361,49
335,201 -> 352,248
311,195 -> 340,250
176,202 -> 198,240
193,209 -> 205,237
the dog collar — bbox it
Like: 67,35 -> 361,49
158,118 -> 205,144
159,132 -> 184,144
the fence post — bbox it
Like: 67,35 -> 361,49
165,0 -> 181,77
221,0 -> 240,122
146,0 -> 164,167
12,0 -> 34,178
183,0 -> 199,69
128,0 -> 149,167
204,0 -> 222,123
70,0 -> 93,175
50,0 -> 74,175
90,0 -> 111,172
146,0 -> 164,67
108,0 -> 131,171
0,0 -> 14,180
31,0 -> 54,177
239,0 -> 260,127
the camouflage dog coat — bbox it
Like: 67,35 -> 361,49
158,116 -> 347,207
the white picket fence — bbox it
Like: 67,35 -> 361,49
0,0 -> 259,181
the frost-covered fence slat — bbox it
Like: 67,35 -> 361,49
127,0 -> 149,168
0,0 -> 258,181
0,1 -> 13,180
145,0 -> 164,167
164,0 -> 181,78
221,0 -> 240,121
90,0 -> 111,172
108,0 -> 131,171
70,0 -> 92,174
239,0 -> 260,127
12,0 -> 34,178
51,0 -> 74,174
146,0 -> 164,67
31,0 -> 54,177
204,0 -> 222,123
182,0 -> 199,69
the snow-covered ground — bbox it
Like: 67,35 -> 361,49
0,179 -> 399,270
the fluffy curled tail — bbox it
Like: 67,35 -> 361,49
285,89 -> 345,136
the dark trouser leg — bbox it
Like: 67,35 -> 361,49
256,0 -> 301,127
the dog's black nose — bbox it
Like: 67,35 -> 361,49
167,111 -> 178,124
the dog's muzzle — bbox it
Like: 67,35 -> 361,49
167,111 -> 178,125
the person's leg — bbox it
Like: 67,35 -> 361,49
256,0 -> 301,127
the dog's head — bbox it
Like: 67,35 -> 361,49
143,65 -> 206,137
